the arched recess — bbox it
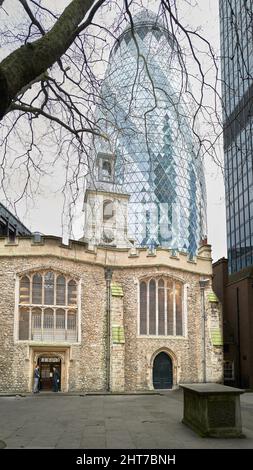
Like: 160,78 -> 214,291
31,350 -> 69,392
149,348 -> 178,389
153,352 -> 173,389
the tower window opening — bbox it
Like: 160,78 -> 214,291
102,161 -> 112,178
103,200 -> 114,221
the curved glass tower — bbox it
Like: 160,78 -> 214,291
96,9 -> 207,255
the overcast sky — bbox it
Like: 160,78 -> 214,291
0,0 -> 226,262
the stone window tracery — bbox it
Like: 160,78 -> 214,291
18,271 -> 78,342
139,277 -> 185,336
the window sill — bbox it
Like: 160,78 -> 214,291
137,335 -> 188,340
14,340 -> 81,346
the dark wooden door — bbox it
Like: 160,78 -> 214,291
153,352 -> 173,389
38,358 -> 61,391
40,363 -> 52,390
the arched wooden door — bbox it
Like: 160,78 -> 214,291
153,352 -> 173,389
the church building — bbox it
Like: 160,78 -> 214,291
0,151 -> 223,393
0,9 -> 223,393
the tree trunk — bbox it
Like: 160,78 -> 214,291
0,0 -> 95,120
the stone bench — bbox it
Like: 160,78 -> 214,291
180,383 -> 245,438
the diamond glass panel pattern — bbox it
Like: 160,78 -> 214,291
96,10 -> 207,255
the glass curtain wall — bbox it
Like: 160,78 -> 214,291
96,10 -> 207,256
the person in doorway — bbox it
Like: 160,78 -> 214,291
52,367 -> 60,392
33,365 -> 40,393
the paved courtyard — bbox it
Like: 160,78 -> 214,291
0,390 -> 253,449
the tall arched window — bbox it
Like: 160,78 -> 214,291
44,272 -> 54,305
139,282 -> 147,335
149,279 -> 156,335
32,274 -> 42,304
56,275 -> 66,305
175,281 -> 183,335
18,271 -> 79,342
167,279 -> 174,335
19,276 -> 30,304
139,278 -> 185,337
158,279 -> 165,335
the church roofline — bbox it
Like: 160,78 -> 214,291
0,235 -> 213,276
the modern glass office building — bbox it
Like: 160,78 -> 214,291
96,9 -> 207,255
220,0 -> 253,273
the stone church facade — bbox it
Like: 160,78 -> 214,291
0,235 -> 223,393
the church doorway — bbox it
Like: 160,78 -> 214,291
38,356 -> 61,391
153,352 -> 173,389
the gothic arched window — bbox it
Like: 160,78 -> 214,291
18,271 -> 79,343
19,276 -> 30,304
139,278 -> 185,336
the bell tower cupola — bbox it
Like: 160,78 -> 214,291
83,152 -> 132,249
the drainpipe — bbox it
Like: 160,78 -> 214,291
236,287 -> 241,387
105,267 -> 112,392
199,278 -> 209,383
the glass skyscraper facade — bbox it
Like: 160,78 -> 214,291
220,0 -> 253,273
96,10 -> 207,255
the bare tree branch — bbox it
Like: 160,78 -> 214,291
0,0 -> 106,119
19,0 -> 45,36
8,102 -> 108,139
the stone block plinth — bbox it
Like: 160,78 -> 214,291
180,383 -> 245,438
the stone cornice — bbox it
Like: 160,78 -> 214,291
0,236 -> 213,276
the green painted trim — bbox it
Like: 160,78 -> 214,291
111,283 -> 124,297
208,291 -> 219,303
210,328 -> 223,346
112,326 -> 125,343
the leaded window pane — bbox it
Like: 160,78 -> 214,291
68,280 -> 77,306
55,308 -> 66,341
44,272 -> 54,305
67,311 -> 76,330
44,308 -> 54,329
32,274 -> 42,304
19,307 -> 29,340
20,276 -> 30,304
56,309 -> 65,329
175,282 -> 183,335
140,281 -> 147,334
167,279 -> 174,335
149,279 -> 156,334
32,308 -> 42,328
56,275 -> 66,305
31,307 -> 42,341
67,311 -> 77,341
158,279 -> 165,335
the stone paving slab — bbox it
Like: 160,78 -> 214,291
0,391 -> 253,449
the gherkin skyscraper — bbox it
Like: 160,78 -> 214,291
96,9 -> 207,256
